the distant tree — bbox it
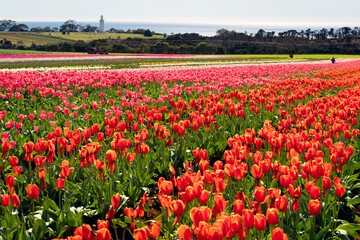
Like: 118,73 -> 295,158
0,38 -> 13,48
143,29 -> 153,37
9,24 -> 29,32
216,28 -> 230,39
46,44 -> 59,52
150,42 -> 170,54
0,19 -> 16,31
138,43 -> 150,53
60,19 -> 79,32
341,27 -> 352,38
30,27 -> 42,32
305,28 -> 312,39
255,29 -> 266,38
43,26 -> 52,32
73,40 -> 87,52
82,24 -> 97,32
59,42 -> 74,52
195,42 -> 217,54
108,28 -> 119,33
111,43 -> 132,53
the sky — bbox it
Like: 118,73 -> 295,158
2,0 -> 360,28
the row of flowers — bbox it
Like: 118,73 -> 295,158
0,60 -> 360,239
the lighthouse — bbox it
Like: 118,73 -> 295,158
99,15 -> 104,33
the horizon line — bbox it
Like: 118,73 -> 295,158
9,18 -> 360,28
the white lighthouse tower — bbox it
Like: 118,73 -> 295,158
99,15 -> 104,33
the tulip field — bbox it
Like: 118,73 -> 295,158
1,56 -> 360,240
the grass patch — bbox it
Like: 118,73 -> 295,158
39,32 -> 164,41
0,49 -> 87,55
0,32 -> 164,47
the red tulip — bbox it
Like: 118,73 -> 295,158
6,175 -> 14,187
111,193 -> 121,209
1,194 -> 10,206
56,178 -> 65,189
243,209 -> 254,229
335,184 -> 345,197
308,199 -> 321,216
254,186 -> 266,203
27,184 -> 39,200
254,213 -> 267,231
11,193 -> 21,207
266,208 -> 279,225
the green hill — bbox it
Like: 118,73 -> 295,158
0,32 -> 164,47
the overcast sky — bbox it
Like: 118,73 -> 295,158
2,0 -> 360,27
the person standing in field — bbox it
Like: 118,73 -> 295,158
331,57 -> 335,64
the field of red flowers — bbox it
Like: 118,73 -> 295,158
1,60 -> 360,240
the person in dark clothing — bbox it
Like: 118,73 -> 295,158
331,57 -> 335,64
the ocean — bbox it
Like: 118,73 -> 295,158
21,21 -> 343,36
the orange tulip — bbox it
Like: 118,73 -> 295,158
127,152 -> 136,162
159,180 -> 173,195
74,224 -> 93,240
134,227 -> 150,240
178,225 -> 193,240
97,220 -> 110,230
272,227 -> 287,240
207,226 -> 223,240
97,228 -> 111,240
150,221 -> 161,239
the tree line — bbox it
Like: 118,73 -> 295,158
0,19 -> 161,37
2,19 -> 360,54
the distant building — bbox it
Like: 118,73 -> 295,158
99,15 -> 104,33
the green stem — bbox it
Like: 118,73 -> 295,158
113,223 -> 119,240
28,160 -> 32,180
310,215 -> 316,240
59,190 -> 62,210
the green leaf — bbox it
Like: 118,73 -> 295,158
33,219 -> 49,240
354,215 -> 360,223
112,219 -> 128,228
351,183 -> 360,190
315,227 -> 330,240
15,224 -> 31,240
67,212 -> 78,227
336,223 -> 360,238
346,195 -> 360,206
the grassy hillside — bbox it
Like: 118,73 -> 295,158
0,32 -> 164,46
39,32 -> 164,41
